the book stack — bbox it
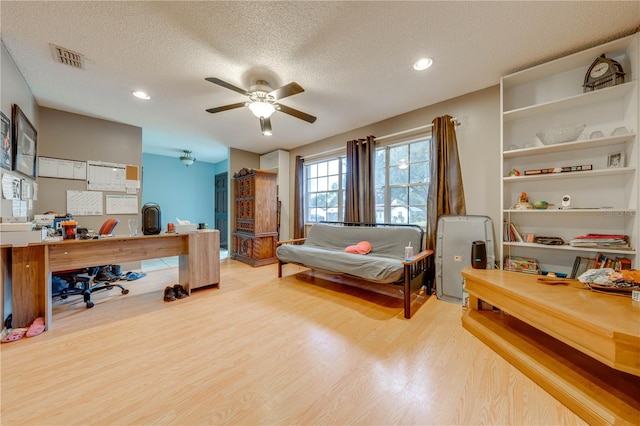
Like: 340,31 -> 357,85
569,234 -> 631,250
503,221 -> 524,242
593,253 -> 632,270
504,255 -> 540,274
570,254 -> 632,278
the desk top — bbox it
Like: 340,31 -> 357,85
27,229 -> 219,247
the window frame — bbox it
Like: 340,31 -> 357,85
303,155 -> 347,224
375,135 -> 431,227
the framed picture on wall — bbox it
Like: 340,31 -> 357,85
1,111 -> 11,170
12,104 -> 37,179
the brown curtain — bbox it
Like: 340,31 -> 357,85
293,155 -> 305,239
426,115 -> 466,250
345,135 -> 375,223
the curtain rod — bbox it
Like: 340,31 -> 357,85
302,146 -> 345,160
376,116 -> 459,141
303,116 -> 459,159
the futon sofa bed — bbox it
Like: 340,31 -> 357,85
276,222 -> 434,318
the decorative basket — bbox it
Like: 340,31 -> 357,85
536,124 -> 585,145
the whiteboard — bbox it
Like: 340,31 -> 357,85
66,190 -> 103,216
87,160 -> 126,191
105,194 -> 138,214
38,157 -> 87,180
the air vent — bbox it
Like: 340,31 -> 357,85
50,44 -> 84,69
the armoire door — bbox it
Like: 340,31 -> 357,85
214,172 -> 228,249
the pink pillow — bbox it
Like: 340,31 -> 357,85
345,241 -> 372,254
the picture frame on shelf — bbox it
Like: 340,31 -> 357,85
11,104 -> 37,179
1,111 -> 11,171
607,151 -> 624,168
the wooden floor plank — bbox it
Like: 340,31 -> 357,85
1,259 -> 586,425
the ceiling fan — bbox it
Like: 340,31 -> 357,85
205,77 -> 317,135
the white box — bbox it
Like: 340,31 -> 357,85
0,229 -> 46,247
34,214 -> 55,227
1,216 -> 28,223
174,224 -> 197,234
0,222 -> 34,232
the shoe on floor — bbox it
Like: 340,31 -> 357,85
1,328 -> 27,343
96,266 -> 118,282
163,286 -> 176,302
125,271 -> 147,281
173,284 -> 188,299
26,317 -> 45,337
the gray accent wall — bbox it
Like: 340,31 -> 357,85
36,107 -> 142,233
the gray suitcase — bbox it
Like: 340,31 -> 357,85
435,215 -> 495,304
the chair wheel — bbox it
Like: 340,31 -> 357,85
106,285 -> 113,290
61,295 -> 68,300
122,289 -> 130,295
86,301 -> 94,308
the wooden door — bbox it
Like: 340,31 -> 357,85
214,172 -> 228,249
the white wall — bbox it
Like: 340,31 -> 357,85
288,85 -> 501,249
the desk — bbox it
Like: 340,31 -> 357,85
11,230 -> 219,330
461,266 -> 640,426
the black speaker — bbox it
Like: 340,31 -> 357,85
471,240 -> 487,269
142,202 -> 161,235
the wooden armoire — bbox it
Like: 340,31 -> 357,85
231,168 -> 279,267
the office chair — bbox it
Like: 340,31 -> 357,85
53,218 -> 129,308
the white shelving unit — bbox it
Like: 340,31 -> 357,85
500,33 -> 639,276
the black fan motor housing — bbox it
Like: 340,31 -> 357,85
142,203 -> 162,235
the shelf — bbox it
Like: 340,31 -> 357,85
503,82 -> 636,122
503,208 -> 636,214
503,167 -> 635,182
503,241 -> 636,255
503,134 -> 635,159
500,33 -> 638,275
501,33 -> 636,89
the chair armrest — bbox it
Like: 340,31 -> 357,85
402,249 -> 434,265
277,238 -> 307,246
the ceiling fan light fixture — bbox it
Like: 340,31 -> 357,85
179,150 -> 196,167
413,57 -> 433,71
260,117 -> 272,136
248,100 -> 276,118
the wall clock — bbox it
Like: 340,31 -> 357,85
583,54 -> 625,92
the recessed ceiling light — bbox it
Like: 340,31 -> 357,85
132,91 -> 150,100
413,57 -> 433,71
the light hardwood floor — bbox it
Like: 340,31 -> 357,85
1,259 -> 587,425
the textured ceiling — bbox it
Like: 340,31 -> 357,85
1,1 -> 639,163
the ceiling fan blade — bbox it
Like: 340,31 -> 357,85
269,82 -> 304,100
206,102 -> 246,114
205,77 -> 249,96
260,117 -> 273,135
277,104 -> 317,123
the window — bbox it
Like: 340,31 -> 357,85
305,157 -> 346,223
304,137 -> 430,226
375,138 -> 430,227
